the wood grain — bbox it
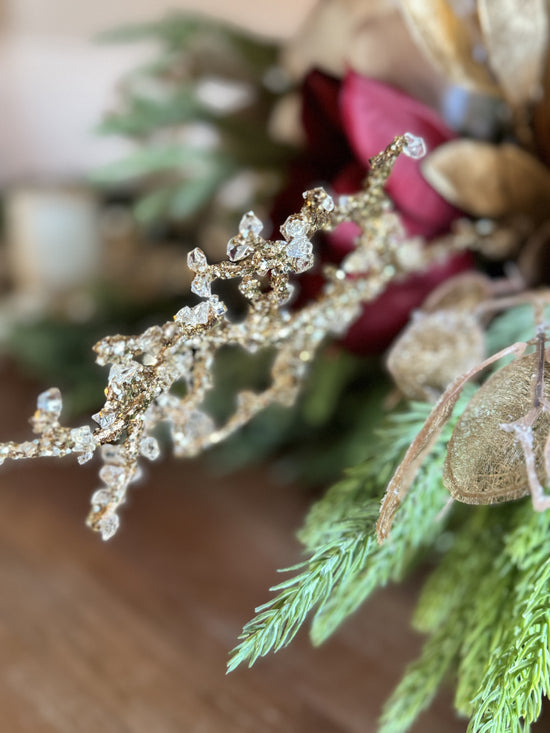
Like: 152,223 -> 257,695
0,362 -> 547,732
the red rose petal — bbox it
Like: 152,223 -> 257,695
340,72 -> 459,237
341,251 -> 474,354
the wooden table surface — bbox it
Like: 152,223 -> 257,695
0,362 -> 548,732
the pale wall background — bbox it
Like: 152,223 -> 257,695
0,0 -> 316,184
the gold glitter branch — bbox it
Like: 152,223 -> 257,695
0,134 -> 468,540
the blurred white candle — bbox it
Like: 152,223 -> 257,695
5,186 -> 102,299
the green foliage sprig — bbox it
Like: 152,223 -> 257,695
93,13 -> 293,225
228,388 -> 475,672
229,306 -> 550,732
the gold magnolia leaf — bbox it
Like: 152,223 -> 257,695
422,140 -> 550,220
478,0 -> 549,108
399,0 -> 499,94
348,8 -> 445,107
281,0 -> 393,80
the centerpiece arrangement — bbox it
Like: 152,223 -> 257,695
4,2 -> 550,731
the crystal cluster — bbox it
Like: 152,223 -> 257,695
0,134 -> 472,541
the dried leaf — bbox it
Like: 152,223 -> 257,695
387,309 -> 485,401
422,140 -> 550,220
478,0 -> 549,108
281,0 -> 393,80
399,0 -> 499,94
347,9 -> 445,107
421,272 -> 493,313
444,353 -> 550,505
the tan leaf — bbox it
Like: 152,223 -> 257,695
348,8 -> 445,107
399,0 -> 499,94
422,140 -> 550,220
478,0 -> 549,108
281,0 -> 393,80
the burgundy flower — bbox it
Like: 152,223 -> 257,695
273,69 -> 472,354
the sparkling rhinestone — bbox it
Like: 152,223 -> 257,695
209,297 -> 227,318
91,489 -> 112,508
321,194 -> 335,212
193,301 -> 210,324
101,444 -> 123,464
286,236 -> 313,259
227,237 -> 253,262
92,410 -> 116,430
139,325 -> 163,352
191,273 -> 212,298
187,247 -> 207,271
20,441 -> 37,457
292,256 -> 314,274
338,195 -> 351,208
140,436 -> 160,461
238,211 -> 263,237
174,306 -> 193,325
98,513 -> 120,541
37,388 -> 62,417
77,452 -> 94,465
182,410 -> 215,441
282,216 -> 308,239
175,302 -> 209,327
403,132 -> 427,159
99,464 -> 126,488
108,363 -> 139,397
71,426 -> 94,449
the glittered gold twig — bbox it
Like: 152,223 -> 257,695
0,133 -> 469,540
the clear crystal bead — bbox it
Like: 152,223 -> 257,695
286,236 -> 313,259
191,410 -> 215,434
187,247 -> 207,271
338,195 -> 351,209
77,452 -> 94,465
293,256 -> 314,274
91,488 -> 112,508
282,216 -> 308,240
37,388 -> 62,417
193,301 -> 210,324
99,464 -> 126,488
101,444 -> 123,464
403,132 -> 427,159
227,237 -> 253,262
209,297 -> 227,319
98,513 -> 119,541
92,410 -> 116,430
70,426 -> 94,448
175,301 -> 210,327
191,273 -> 212,298
321,194 -> 335,212
140,436 -> 160,461
174,306 -> 193,325
238,211 -> 263,237
139,325 -> 163,352
108,363 -> 139,397
20,441 -> 37,457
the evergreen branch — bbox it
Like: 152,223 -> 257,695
310,453 -> 448,646
309,388 -> 477,645
378,508 -> 506,733
228,388 -> 475,671
468,509 -> 550,732
226,505 -> 379,673
378,617 -> 463,733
